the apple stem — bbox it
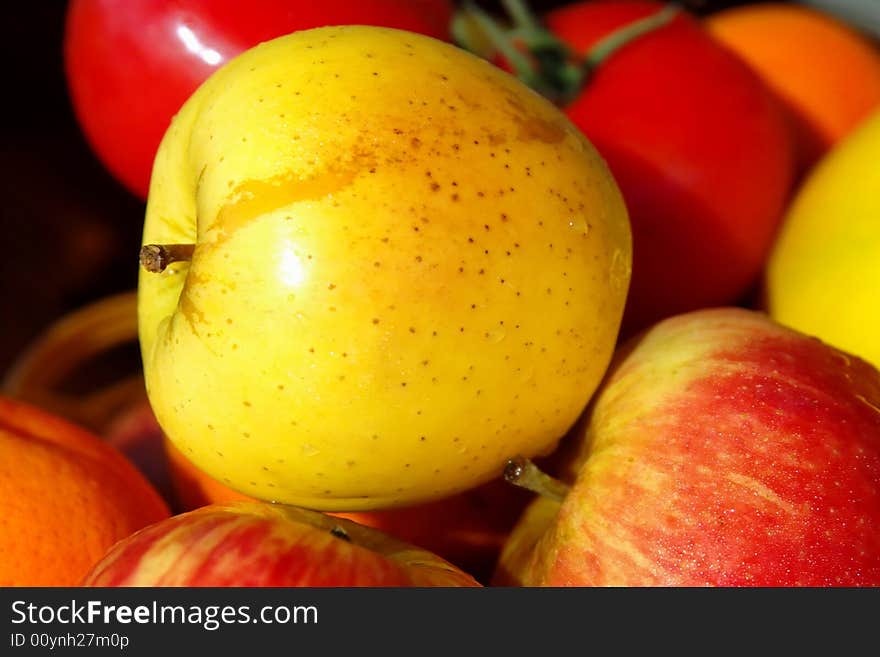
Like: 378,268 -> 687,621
503,456 -> 570,503
139,243 -> 195,273
330,525 -> 352,542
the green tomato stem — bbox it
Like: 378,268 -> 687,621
584,4 -> 681,71
453,1 -> 583,105
453,0 -> 682,107
500,0 -> 542,33
455,2 -> 539,84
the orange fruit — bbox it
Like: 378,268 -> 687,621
706,3 -> 880,171
0,395 -> 170,586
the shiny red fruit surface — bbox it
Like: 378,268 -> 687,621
63,0 -> 454,200
543,0 -> 795,335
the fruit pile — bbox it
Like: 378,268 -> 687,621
2,0 -> 879,587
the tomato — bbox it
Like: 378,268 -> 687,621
458,0 -> 796,336
63,0 -> 454,201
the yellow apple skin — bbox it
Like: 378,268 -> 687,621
766,108 -> 880,371
138,26 -> 632,511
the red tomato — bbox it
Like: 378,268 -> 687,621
489,0 -> 796,336
550,1 -> 796,335
63,0 -> 454,201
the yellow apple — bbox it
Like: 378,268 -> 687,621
766,107 -> 880,370
138,26 -> 632,511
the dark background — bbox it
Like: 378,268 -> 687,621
0,0 -> 771,380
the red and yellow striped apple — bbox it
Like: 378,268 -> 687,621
495,307 -> 880,586
82,501 -> 481,587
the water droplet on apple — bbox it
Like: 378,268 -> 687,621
486,327 -> 506,343
610,248 -> 631,291
568,217 -> 590,236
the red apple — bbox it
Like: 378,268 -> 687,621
81,501 -> 482,587
494,307 -> 880,586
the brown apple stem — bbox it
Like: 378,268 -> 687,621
330,525 -> 352,542
139,243 -> 195,273
503,456 -> 570,503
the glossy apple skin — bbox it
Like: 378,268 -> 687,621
496,308 -> 880,586
63,0 -> 454,200
138,26 -> 632,511
542,1 -> 795,335
82,501 -> 480,587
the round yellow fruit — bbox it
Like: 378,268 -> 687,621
138,26 -> 632,511
766,108 -> 880,370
